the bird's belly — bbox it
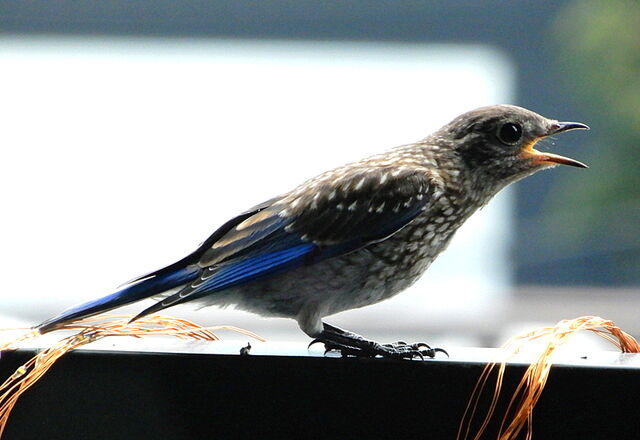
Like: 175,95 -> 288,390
207,251 -> 379,318
208,223 -> 455,320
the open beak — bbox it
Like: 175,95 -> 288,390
521,121 -> 590,168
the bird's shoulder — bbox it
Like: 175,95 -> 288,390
284,160 -> 432,213
273,159 -> 435,245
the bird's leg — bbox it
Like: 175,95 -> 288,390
309,322 -> 447,360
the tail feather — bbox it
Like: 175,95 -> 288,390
36,266 -> 200,334
35,198 -> 281,334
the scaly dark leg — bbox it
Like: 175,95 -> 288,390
309,322 -> 448,360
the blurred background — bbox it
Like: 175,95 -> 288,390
0,0 -> 638,353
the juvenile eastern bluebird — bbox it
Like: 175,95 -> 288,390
37,105 -> 589,359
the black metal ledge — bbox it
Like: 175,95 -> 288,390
1,348 -> 639,439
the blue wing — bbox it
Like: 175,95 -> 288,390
37,266 -> 200,333
133,167 -> 433,319
38,166 -> 433,331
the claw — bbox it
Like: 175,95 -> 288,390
314,340 -> 352,357
308,338 -> 325,349
418,346 -> 448,359
432,347 -> 449,358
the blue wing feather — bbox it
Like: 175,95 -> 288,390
195,243 -> 316,292
133,241 -> 316,318
37,266 -> 200,333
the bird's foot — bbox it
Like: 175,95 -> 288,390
309,323 -> 448,360
317,340 -> 445,360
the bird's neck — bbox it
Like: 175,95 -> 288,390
414,142 -> 505,212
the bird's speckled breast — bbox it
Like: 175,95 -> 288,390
351,193 -> 477,305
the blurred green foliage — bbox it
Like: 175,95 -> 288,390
546,0 -> 640,284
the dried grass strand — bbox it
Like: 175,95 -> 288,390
458,316 -> 639,440
0,313 -> 265,438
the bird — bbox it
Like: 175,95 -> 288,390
36,105 -> 589,359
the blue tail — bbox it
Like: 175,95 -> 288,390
37,266 -> 199,334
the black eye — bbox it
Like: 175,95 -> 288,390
497,122 -> 522,145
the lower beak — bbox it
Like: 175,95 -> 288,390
522,121 -> 590,168
529,151 -> 589,168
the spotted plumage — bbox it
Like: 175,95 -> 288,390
37,105 -> 589,359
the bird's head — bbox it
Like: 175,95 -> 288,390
441,104 -> 589,186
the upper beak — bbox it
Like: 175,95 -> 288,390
522,121 -> 590,168
549,121 -> 590,135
